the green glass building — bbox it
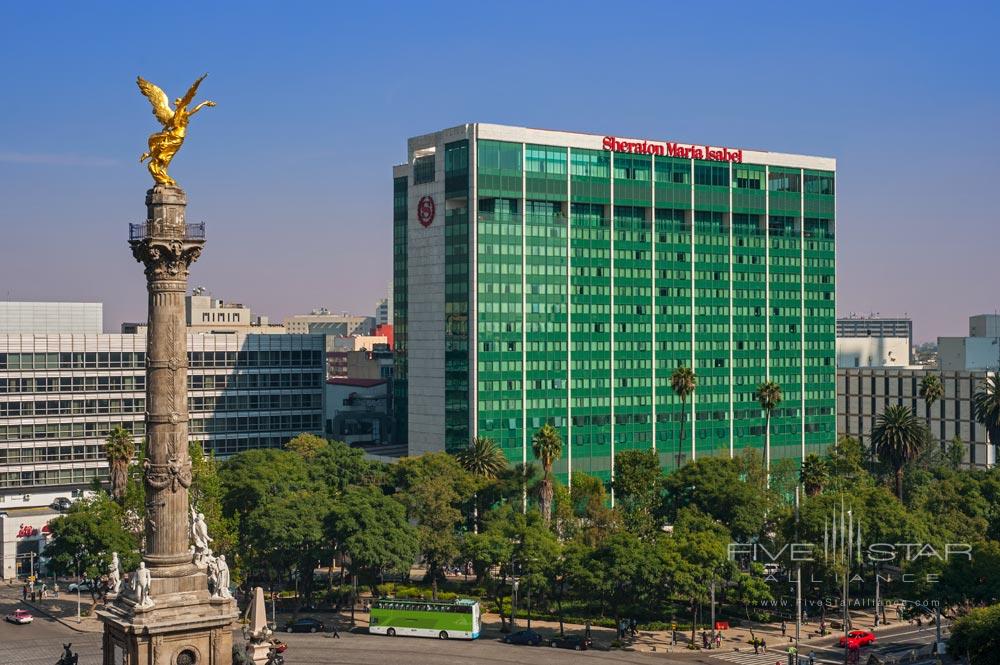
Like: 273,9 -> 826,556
393,124 -> 835,486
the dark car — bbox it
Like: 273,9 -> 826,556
285,617 -> 324,633
549,634 -> 592,650
50,497 -> 73,512
504,629 -> 543,646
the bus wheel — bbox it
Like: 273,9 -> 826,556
439,631 -> 449,640
387,628 -> 396,637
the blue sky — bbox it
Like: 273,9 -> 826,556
1,1 -> 997,341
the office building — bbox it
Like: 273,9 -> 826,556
838,367 -> 995,468
939,314 -> 1000,371
0,308 -> 326,512
836,316 -> 912,368
284,309 -> 375,336
0,301 -> 102,335
393,124 -> 837,482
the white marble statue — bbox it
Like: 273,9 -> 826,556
190,507 -> 213,566
209,554 -> 232,599
131,562 -> 153,609
107,552 -> 122,594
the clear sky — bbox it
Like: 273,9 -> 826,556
1,1 -> 997,342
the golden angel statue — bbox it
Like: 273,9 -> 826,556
136,74 -> 216,187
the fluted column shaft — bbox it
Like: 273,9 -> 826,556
129,185 -> 204,575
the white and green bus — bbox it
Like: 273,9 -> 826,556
369,598 -> 481,640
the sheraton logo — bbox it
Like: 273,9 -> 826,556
602,135 -> 743,163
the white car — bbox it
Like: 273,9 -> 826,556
5,609 -> 33,624
68,580 -> 96,593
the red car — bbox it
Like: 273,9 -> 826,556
839,630 -> 876,648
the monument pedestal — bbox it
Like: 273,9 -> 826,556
100,185 -> 236,665
98,576 -> 237,665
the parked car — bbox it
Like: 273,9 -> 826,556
549,634 -> 591,650
285,617 -> 324,633
5,609 -> 33,624
68,580 -> 97,593
504,629 -> 543,646
839,630 -> 876,648
50,497 -> 73,512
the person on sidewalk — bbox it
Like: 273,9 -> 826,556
585,620 -> 592,639
22,584 -> 27,601
761,638 -> 767,654
753,638 -> 760,654
781,620 -> 786,636
629,618 -> 637,637
330,621 -> 340,638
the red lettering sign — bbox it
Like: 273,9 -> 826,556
417,196 -> 436,228
603,136 -> 742,163
16,525 -> 38,538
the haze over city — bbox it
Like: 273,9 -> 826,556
1,1 -> 997,341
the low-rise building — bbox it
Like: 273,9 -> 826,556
284,309 -> 375,336
324,378 -> 391,447
836,316 -> 912,368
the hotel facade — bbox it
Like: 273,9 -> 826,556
393,124 -> 836,484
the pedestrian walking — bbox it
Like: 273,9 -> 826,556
629,617 -> 637,637
808,650 -> 816,665
753,638 -> 760,654
715,632 -> 722,648
761,638 -> 767,654
585,620 -> 592,639
331,621 -> 340,638
781,619 -> 786,636
702,631 -> 709,649
22,584 -> 27,601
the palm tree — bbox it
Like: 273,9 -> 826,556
918,374 -> 944,449
756,380 -> 782,479
973,374 -> 1000,461
799,454 -> 829,497
871,404 -> 926,501
669,366 -> 697,468
531,424 -> 563,524
456,436 -> 507,532
105,425 -> 136,502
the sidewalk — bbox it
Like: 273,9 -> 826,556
0,582 -> 103,633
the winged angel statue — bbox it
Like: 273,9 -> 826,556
136,74 -> 216,186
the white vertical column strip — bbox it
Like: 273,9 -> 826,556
832,167 -> 839,452
521,142 -> 528,513
566,146 -> 572,488
609,151 -> 616,507
651,156 -> 657,453
470,126 -> 479,442
764,166 -> 771,473
690,158 -> 696,463
729,161 -> 735,459
800,169 -> 807,463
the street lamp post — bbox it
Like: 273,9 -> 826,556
511,579 -> 519,631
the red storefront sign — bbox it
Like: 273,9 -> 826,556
16,524 -> 38,538
602,136 -> 743,163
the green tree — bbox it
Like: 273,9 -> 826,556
531,424 -> 563,525
394,452 -> 475,599
189,442 -> 237,570
755,380 -> 782,478
918,374 -> 944,433
949,603 -> 1000,664
800,454 -> 829,497
242,489 -> 330,607
325,487 -> 418,592
104,425 -> 136,503
669,366 -> 697,467
44,493 -> 140,593
664,456 -> 769,541
973,374 -> 1000,460
588,530 -> 663,631
284,432 -> 330,459
612,449 -> 663,537
871,404 -> 927,501
455,436 -> 508,532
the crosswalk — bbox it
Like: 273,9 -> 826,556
709,649 -> 837,665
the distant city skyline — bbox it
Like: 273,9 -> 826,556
1,2 -> 997,343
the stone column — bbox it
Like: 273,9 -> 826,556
130,185 -> 203,576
